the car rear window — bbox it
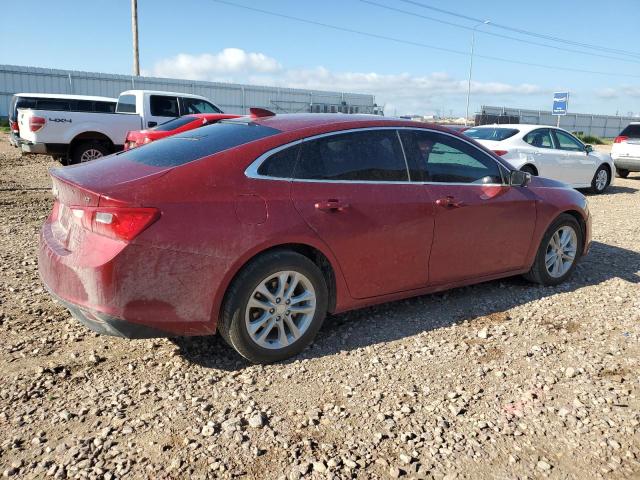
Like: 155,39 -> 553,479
464,128 -> 519,141
620,124 -> 640,138
118,122 -> 281,167
153,116 -> 197,132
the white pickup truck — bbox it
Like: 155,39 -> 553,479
18,90 -> 224,164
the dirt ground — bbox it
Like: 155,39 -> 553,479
0,135 -> 638,479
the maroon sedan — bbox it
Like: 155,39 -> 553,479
39,113 -> 591,363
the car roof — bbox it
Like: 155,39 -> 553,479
243,113 -> 450,134
470,124 -> 558,133
14,93 -> 117,102
119,89 -> 210,100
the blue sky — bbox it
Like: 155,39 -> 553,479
2,0 -> 640,116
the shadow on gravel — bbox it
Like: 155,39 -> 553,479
580,185 -> 638,195
172,241 -> 640,370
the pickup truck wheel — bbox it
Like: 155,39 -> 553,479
616,168 -> 629,178
72,141 -> 109,164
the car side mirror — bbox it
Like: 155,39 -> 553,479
585,144 -> 593,153
510,170 -> 531,187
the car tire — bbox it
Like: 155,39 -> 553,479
616,168 -> 629,178
218,250 -> 328,364
520,164 -> 537,176
590,164 -> 610,194
71,141 -> 109,164
524,213 -> 583,286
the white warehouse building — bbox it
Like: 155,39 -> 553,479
0,64 -> 382,119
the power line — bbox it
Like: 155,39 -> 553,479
397,0 -> 640,59
211,0 -> 640,79
360,0 -> 640,65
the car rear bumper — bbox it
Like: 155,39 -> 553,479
38,219 -> 219,338
21,141 -> 48,154
9,131 -> 23,147
613,156 -> 640,171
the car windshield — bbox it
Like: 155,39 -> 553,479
153,116 -> 198,132
118,122 -> 281,167
465,128 -> 519,141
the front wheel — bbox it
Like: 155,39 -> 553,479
616,168 -> 629,178
524,214 -> 582,286
590,165 -> 610,194
218,251 -> 328,364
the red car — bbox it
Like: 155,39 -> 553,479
39,112 -> 591,363
123,113 -> 240,150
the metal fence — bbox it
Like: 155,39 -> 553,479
480,105 -> 637,138
0,64 -> 378,118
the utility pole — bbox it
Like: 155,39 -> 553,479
465,20 -> 490,126
131,0 -> 140,76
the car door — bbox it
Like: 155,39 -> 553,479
400,129 -> 537,285
521,128 -> 562,179
552,129 -> 594,185
290,128 -> 435,299
146,94 -> 180,129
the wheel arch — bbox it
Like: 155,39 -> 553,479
599,162 -> 612,185
70,131 -> 115,154
213,241 -> 343,331
561,209 -> 587,252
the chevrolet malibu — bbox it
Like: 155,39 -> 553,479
39,113 -> 591,363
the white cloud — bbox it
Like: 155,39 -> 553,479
596,86 -> 640,99
143,48 -> 282,81
145,48 -> 547,115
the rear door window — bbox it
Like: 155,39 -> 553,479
150,95 -> 179,117
523,129 -> 554,149
401,130 -> 502,184
116,95 -> 137,113
182,97 -> 222,114
620,124 -> 640,138
295,129 -> 408,182
119,122 -> 281,167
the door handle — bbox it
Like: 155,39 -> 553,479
436,196 -> 465,208
314,199 -> 350,212
147,121 -> 157,128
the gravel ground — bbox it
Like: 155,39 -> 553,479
0,135 -> 638,479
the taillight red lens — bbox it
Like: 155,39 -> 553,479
614,136 -> 628,144
10,120 -> 19,132
29,116 -> 46,132
492,150 -> 509,156
69,206 -> 160,241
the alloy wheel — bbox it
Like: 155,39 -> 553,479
245,271 -> 316,349
545,226 -> 578,278
80,149 -> 104,162
595,169 -> 608,191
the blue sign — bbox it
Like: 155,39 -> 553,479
553,92 -> 569,115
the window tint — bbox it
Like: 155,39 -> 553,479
554,130 -> 584,151
258,144 -> 300,178
620,124 -> 640,138
150,95 -> 179,117
36,99 -> 70,111
523,129 -> 553,149
119,122 -> 281,167
74,100 -> 93,112
401,130 -> 502,184
295,130 -> 408,182
117,94 -> 137,113
95,101 -> 116,113
464,127 -> 519,141
182,97 -> 222,114
153,116 -> 198,132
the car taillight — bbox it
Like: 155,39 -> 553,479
70,206 -> 160,241
10,120 -> 19,132
614,136 -> 628,143
29,116 -> 46,132
492,150 -> 509,156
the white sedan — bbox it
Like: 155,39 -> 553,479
464,124 -> 614,193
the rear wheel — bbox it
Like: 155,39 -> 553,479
218,250 -> 328,364
616,168 -> 629,178
590,164 -> 610,194
524,214 -> 582,286
520,164 -> 537,175
71,141 -> 109,164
